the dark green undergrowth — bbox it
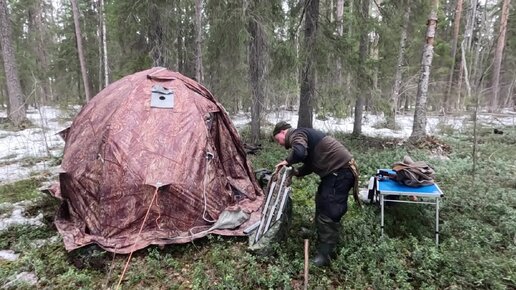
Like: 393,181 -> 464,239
0,128 -> 514,289
0,178 -> 42,204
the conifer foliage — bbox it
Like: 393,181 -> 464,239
0,0 -> 513,135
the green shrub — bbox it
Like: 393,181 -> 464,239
0,128 -> 515,289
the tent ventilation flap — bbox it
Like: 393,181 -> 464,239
151,85 -> 174,109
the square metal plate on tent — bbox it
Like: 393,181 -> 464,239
151,85 -> 175,109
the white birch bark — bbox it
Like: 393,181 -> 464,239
410,0 -> 439,141
100,0 -> 109,86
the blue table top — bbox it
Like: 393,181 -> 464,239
376,169 -> 443,197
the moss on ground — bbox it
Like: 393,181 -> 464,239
0,128 -> 515,289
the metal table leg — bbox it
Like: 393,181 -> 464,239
435,197 -> 440,246
380,194 -> 384,237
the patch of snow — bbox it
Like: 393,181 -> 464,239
0,106 -> 69,185
0,107 -> 65,160
231,112 -> 252,129
0,161 -> 59,185
30,235 -> 61,249
258,110 -> 515,139
2,272 -> 38,288
0,249 -> 19,261
501,108 -> 516,114
0,202 -> 44,231
0,106 -> 514,186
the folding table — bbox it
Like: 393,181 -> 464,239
375,169 -> 444,245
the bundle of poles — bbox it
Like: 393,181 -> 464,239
244,166 -> 309,289
244,167 -> 292,243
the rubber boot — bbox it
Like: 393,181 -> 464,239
312,243 -> 336,267
312,215 -> 341,267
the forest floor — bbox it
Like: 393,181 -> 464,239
0,106 -> 515,289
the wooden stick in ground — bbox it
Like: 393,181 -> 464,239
304,239 -> 309,290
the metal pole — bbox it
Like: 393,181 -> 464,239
263,184 -> 284,233
380,194 -> 385,237
304,239 -> 309,290
243,221 -> 260,235
254,181 -> 276,243
436,197 -> 440,246
263,168 -> 291,233
275,187 -> 291,222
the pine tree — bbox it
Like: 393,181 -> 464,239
352,0 -> 370,136
70,0 -> 92,101
298,0 -> 319,128
490,0 -> 511,112
248,0 -> 267,143
0,0 -> 26,126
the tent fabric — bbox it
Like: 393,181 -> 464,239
52,67 -> 263,253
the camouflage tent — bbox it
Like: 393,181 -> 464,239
51,67 -> 263,253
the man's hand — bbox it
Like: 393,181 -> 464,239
274,160 -> 288,175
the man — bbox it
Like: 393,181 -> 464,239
272,121 -> 360,267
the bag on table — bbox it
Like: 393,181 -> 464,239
392,156 -> 435,187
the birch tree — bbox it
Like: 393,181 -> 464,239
410,0 -> 439,141
464,0 -> 479,55
100,0 -> 109,87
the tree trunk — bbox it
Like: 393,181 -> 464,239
346,1 -> 353,97
0,84 -> 6,108
512,79 -> 516,110
387,3 -> 410,128
502,76 -> 515,108
370,30 -> 379,112
473,0 -> 490,91
70,0 -> 92,101
465,0 -> 478,52
100,0 -> 109,87
489,0 -> 511,112
149,3 -> 165,67
443,0 -> 463,113
29,0 -> 52,103
248,0 -> 266,144
96,0 -> 102,91
336,0 -> 344,85
461,0 -> 479,111
298,0 -> 319,128
404,93 -> 410,111
0,0 -> 26,126
195,0 -> 204,83
352,0 -> 369,136
410,0 -> 439,142
177,11 -> 185,73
